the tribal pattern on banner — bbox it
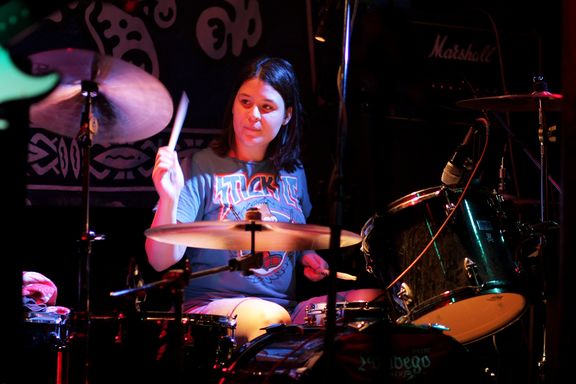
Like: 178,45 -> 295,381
11,0 -> 313,208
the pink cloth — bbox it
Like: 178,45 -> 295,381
22,271 -> 71,315
22,271 -> 58,305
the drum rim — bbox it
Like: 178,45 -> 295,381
388,185 -> 445,214
407,284 -> 524,320
25,311 -> 69,324
387,185 -> 501,214
410,290 -> 527,344
142,311 -> 237,328
306,300 -> 383,311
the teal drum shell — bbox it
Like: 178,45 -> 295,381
361,185 -> 526,344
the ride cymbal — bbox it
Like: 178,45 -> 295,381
29,48 -> 173,144
145,221 -> 362,251
456,92 -> 563,112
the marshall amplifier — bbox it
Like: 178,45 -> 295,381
343,5 -> 543,216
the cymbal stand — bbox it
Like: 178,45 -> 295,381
322,1 -> 352,381
529,75 -> 554,384
74,79 -> 105,384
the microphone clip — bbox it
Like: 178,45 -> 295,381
440,118 -> 487,187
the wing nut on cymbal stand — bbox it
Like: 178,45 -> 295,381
230,207 -> 265,275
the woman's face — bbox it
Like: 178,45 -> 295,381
232,77 -> 292,152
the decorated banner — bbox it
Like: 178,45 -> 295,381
9,0 -> 314,208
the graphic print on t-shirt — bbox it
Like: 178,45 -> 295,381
212,172 -> 304,278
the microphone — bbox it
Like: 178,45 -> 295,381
441,118 -> 488,186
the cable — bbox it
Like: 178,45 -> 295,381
386,119 -> 490,291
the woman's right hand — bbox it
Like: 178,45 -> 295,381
152,146 -> 184,202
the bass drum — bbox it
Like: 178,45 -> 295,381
219,322 -> 486,384
361,186 -> 526,344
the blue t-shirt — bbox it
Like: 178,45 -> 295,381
177,147 -> 312,310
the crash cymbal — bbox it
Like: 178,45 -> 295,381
456,92 -> 563,112
145,221 -> 362,251
28,48 -> 173,144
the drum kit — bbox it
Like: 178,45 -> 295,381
23,47 -> 563,383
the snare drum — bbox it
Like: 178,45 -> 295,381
304,301 -> 387,326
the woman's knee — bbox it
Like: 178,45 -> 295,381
234,299 -> 291,326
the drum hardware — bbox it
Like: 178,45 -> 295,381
394,283 -> 414,324
464,257 -> 480,285
142,311 -> 237,372
386,118 -> 490,296
123,204 -> 361,329
444,200 -> 457,217
24,311 -> 72,383
219,322 -> 485,383
459,76 -> 563,382
113,248 -> 286,380
397,282 -> 413,307
362,186 -> 527,345
126,257 -> 147,313
27,47 -> 174,383
111,312 -> 127,345
112,262 -> 192,336
24,311 -> 71,347
303,301 -> 387,329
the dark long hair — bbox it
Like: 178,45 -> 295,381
210,56 -> 304,173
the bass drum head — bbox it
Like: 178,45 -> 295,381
411,291 -> 525,344
219,322 -> 488,383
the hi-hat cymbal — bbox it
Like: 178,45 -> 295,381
456,92 -> 563,112
28,48 -> 173,144
145,221 -> 362,251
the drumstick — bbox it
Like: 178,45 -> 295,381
319,269 -> 357,281
167,91 -> 189,151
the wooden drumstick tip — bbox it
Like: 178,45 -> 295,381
336,271 -> 357,281
167,91 -> 189,151
319,269 -> 357,281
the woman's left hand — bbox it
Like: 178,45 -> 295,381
301,251 -> 329,282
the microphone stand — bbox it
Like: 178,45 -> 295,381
323,0 -> 352,381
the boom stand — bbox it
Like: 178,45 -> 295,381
323,1 -> 352,381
